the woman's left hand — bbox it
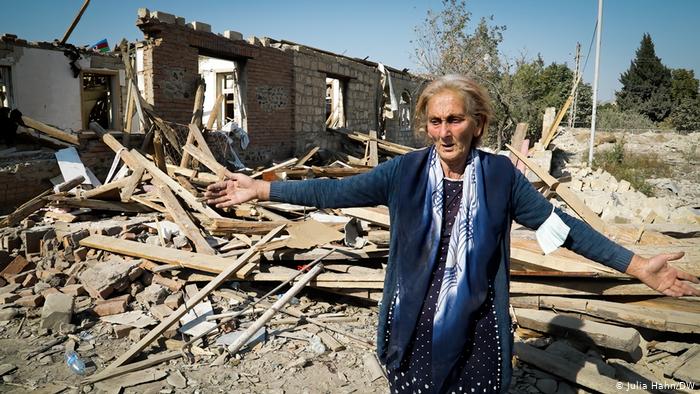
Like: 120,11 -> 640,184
626,252 -> 700,297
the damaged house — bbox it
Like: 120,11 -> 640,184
1,8 -> 425,212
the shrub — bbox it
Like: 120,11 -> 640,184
596,106 -> 657,130
588,137 -> 670,196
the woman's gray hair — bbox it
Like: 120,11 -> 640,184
414,74 -> 493,146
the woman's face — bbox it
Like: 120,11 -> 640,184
426,90 -> 482,170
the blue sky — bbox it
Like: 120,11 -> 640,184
4,0 -> 699,102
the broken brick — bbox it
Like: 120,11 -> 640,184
16,294 -> 44,307
1,256 -> 33,280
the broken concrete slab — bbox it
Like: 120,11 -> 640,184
40,293 -> 74,331
78,257 -> 142,299
166,369 -> 187,389
101,311 -> 158,329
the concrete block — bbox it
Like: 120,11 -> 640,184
73,247 -> 88,262
40,293 -> 74,331
152,11 -> 176,24
224,30 -> 243,40
136,283 -> 168,306
137,8 -> 150,19
187,21 -> 211,32
176,16 -> 185,26
150,304 -> 174,321
164,292 -> 183,309
79,258 -> 140,299
63,229 -> 90,248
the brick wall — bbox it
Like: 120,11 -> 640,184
138,18 -> 294,166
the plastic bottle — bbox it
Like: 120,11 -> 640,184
65,350 -> 86,375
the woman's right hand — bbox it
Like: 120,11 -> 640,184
204,173 -> 270,208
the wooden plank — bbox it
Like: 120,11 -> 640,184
119,167 -> 145,202
340,207 -> 390,228
80,234 -> 233,274
89,122 -> 142,170
152,130 -> 167,173
536,296 -> 700,334
510,278 -> 700,296
190,77 -> 206,129
510,240 -> 620,276
367,130 -> 379,167
85,225 -> 285,379
131,149 -> 221,219
251,158 -> 298,179
198,217 -> 288,235
278,166 -> 371,179
153,181 -> 215,255
182,143 -> 226,178
48,196 -> 151,213
205,94 -> 224,130
295,146 -> 320,167
59,0 -> 90,45
21,116 -> 79,145
513,307 -> 640,353
507,143 -> 607,233
540,94 -> 575,149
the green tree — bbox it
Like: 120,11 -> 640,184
670,69 -> 699,102
616,33 -> 673,122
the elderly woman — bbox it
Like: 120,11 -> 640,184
205,75 -> 699,393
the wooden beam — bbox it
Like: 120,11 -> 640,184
119,167 -> 145,202
198,217 -> 291,235
190,77 -> 206,129
536,296 -> 700,334
89,122 -> 142,170
182,143 -> 227,178
152,129 -> 167,173
48,196 -> 151,213
251,158 -> 298,179
130,149 -> 221,219
21,116 -> 79,145
84,225 -> 285,380
153,180 -> 216,255
205,94 -> 224,130
340,207 -> 390,229
81,234 -> 243,275
513,307 -> 640,354
367,130 -> 379,167
59,0 -> 90,45
295,146 -> 320,167
510,278 -> 699,296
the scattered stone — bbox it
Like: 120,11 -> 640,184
16,294 -> 44,307
113,324 -> 133,339
93,295 -> 129,317
136,283 -> 169,306
79,258 -> 141,299
164,292 -> 182,309
0,308 -> 19,321
536,378 -> 558,394
167,370 -> 187,389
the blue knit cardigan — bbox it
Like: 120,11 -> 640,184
269,147 -> 633,391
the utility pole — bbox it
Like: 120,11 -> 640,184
588,0 -> 603,164
568,42 -> 581,129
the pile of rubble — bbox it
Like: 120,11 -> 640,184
0,106 -> 699,392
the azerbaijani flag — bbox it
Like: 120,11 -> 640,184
93,39 -> 109,53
